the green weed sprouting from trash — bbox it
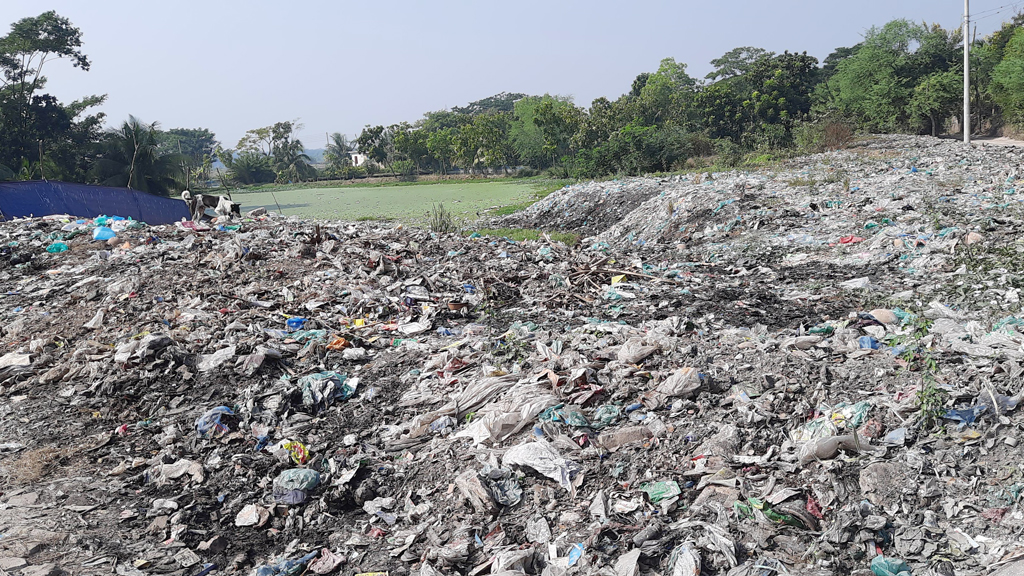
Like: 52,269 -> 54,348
917,376 -> 948,430
910,344 -> 946,429
493,330 -> 531,364
787,177 -> 818,187
429,203 -> 459,235
823,170 -> 847,185
887,314 -> 946,429
908,317 -> 933,340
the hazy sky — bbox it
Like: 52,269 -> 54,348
3,1 -> 1016,149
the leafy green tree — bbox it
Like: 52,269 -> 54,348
356,125 -> 394,174
392,123 -> 429,171
630,73 -> 651,97
635,57 -> 697,126
0,11 -> 105,180
575,122 -> 695,177
575,97 -> 626,150
990,27 -> 1024,126
821,20 -> 961,132
235,121 -> 299,158
420,110 -> 473,132
452,125 -> 481,173
233,121 -> 314,181
426,128 -> 456,174
534,98 -> 582,165
157,128 -> 217,163
156,127 -> 217,185
391,159 -> 416,177
236,126 -> 274,156
473,112 -> 518,173
451,92 -> 525,115
738,51 -> 819,146
511,95 -> 575,167
694,83 -> 743,140
909,69 -> 963,135
706,47 -> 774,82
89,116 -> 184,195
820,45 -> 861,81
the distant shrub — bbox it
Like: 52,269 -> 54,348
742,123 -> 790,151
794,119 -> 855,152
320,165 -> 367,180
714,139 -> 743,167
684,133 -> 715,157
513,167 -> 538,178
545,165 -> 571,179
392,159 -> 416,177
822,121 -> 854,150
341,165 -> 367,179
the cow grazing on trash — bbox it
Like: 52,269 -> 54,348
181,190 -> 241,222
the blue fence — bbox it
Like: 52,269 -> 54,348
0,180 -> 190,225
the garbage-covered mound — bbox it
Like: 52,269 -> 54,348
3,137 -> 1024,576
505,135 -> 1024,264
495,178 -> 665,238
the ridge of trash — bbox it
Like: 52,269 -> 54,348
2,134 -> 1024,576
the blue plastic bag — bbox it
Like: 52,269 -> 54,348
255,551 -> 318,576
943,405 -> 986,426
92,227 -> 116,241
195,406 -> 234,437
858,336 -> 881,350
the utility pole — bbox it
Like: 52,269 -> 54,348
38,140 -> 45,180
964,0 -> 971,144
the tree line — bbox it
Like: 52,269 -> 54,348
4,11 -> 1024,195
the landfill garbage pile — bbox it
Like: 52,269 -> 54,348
2,134 -> 1024,576
495,179 -> 665,239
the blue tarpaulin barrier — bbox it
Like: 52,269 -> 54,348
0,180 -> 189,225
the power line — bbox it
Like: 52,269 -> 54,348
974,3 -> 1024,22
971,1 -> 1018,17
970,0 -> 1024,21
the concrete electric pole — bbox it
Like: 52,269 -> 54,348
964,0 -> 971,144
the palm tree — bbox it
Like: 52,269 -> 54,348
324,132 -> 353,170
273,139 -> 316,183
228,151 -> 275,184
90,116 -> 184,196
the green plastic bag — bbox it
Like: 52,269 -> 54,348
591,405 -> 620,429
870,555 -> 912,576
640,480 -> 681,503
274,468 -> 321,491
297,371 -> 356,414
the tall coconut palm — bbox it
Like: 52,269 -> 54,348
324,132 -> 353,170
273,138 -> 316,183
90,115 -> 184,195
